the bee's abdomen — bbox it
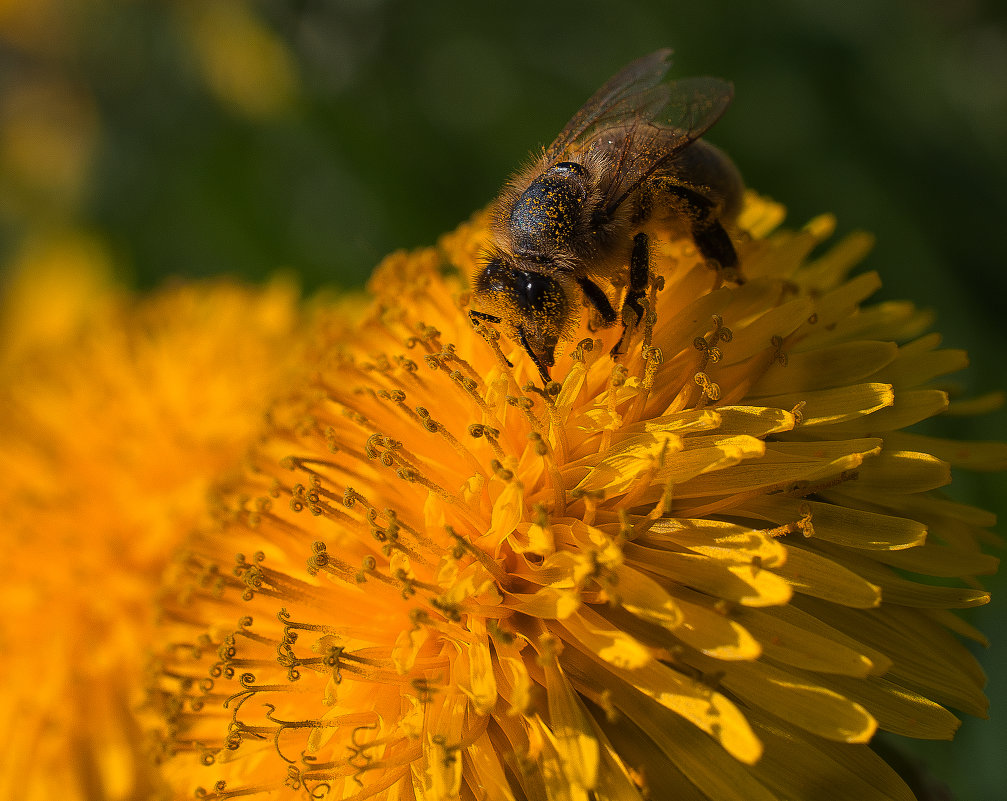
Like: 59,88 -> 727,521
509,162 -> 588,255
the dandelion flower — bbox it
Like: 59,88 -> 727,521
149,195 -> 1001,801
0,239 -> 303,801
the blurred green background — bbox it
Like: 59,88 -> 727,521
1,1 -> 1004,797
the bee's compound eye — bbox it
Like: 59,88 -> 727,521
475,257 -> 510,293
520,271 -> 563,315
476,259 -> 565,317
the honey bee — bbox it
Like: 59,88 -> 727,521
470,49 -> 744,384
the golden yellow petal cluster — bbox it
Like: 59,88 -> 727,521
148,194 -> 1001,801
0,241 -> 303,801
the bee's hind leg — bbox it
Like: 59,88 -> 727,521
648,177 -> 741,281
613,232 -> 650,356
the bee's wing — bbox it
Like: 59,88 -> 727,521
545,49 -> 733,215
594,77 -> 733,215
544,48 -> 679,160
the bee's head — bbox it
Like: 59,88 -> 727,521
473,254 -> 573,376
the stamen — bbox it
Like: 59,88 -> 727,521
790,400 -> 806,427
628,345 -> 663,422
693,371 -> 722,406
469,313 -> 519,377
527,431 -> 567,513
468,423 -> 507,462
447,526 -> 510,588
505,392 -> 539,421
770,334 -> 789,367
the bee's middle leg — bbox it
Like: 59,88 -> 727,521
649,177 -> 740,277
613,232 -> 650,355
576,276 -> 618,328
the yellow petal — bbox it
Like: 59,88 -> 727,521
806,299 -> 931,349
805,270 -> 883,331
740,495 -> 927,551
884,431 -> 1007,471
750,340 -> 898,396
674,445 -> 878,503
757,382 -> 895,427
718,297 -> 815,366
624,541 -> 793,607
872,339 -> 969,389
465,731 -> 519,801
818,546 -> 990,609
572,433 -> 682,496
719,659 -> 877,742
392,624 -> 429,674
515,520 -> 556,557
832,389 -> 949,434
493,639 -> 533,716
424,732 -> 463,800
666,587 -> 763,660
799,230 -> 876,292
610,563 -> 684,631
504,587 -> 581,619
643,517 -> 787,568
485,479 -> 524,545
542,653 -> 600,791
775,544 -> 882,608
866,540 -> 999,578
857,449 -> 952,494
561,607 -> 653,670
748,711 -> 917,801
737,605 -> 886,676
570,642 -> 764,766
795,598 -> 988,717
704,405 -> 797,437
824,676 -> 961,739
620,409 -> 722,436
461,623 -> 497,714
647,436 -> 767,498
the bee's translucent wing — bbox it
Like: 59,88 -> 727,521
545,49 -> 678,160
545,50 -> 733,215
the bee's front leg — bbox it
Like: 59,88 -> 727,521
518,327 -> 554,386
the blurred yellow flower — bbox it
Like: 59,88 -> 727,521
148,194 -> 1001,801
0,237 -> 303,801
177,0 -> 299,119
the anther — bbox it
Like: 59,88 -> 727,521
791,400 -> 806,426
610,363 -> 629,387
694,372 -> 721,402
306,541 -> 329,575
415,406 -> 439,433
771,335 -> 788,367
394,354 -> 419,372
411,677 -> 438,704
